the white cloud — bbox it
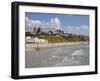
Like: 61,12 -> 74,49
25,17 -> 42,28
47,17 -> 62,30
64,25 -> 89,36
25,16 -> 89,35
26,17 -> 62,32
25,17 -> 44,32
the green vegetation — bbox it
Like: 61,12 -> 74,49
26,29 -> 89,43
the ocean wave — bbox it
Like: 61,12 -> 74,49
62,57 -> 69,62
86,45 -> 89,48
71,49 -> 83,56
55,57 -> 69,66
52,48 -> 64,55
55,56 -> 80,66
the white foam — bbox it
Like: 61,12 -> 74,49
52,56 -> 57,58
55,57 -> 69,66
62,57 -> 69,62
71,50 -> 83,56
86,45 -> 89,48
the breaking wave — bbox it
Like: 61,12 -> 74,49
71,49 -> 83,56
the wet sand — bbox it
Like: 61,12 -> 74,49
26,42 -> 88,52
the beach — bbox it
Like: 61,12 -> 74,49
25,42 -> 89,68
26,42 -> 88,52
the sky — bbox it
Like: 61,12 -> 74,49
25,12 -> 89,36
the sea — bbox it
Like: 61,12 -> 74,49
25,42 -> 89,68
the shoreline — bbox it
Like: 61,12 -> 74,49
26,42 -> 89,52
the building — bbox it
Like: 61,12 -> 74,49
26,37 -> 48,44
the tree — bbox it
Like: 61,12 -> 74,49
34,27 -> 36,33
26,32 -> 33,36
56,29 -> 61,34
37,27 -> 41,34
48,31 -> 53,35
61,30 -> 64,34
56,29 -> 64,34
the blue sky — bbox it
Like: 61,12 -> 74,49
25,12 -> 89,35
26,12 -> 89,27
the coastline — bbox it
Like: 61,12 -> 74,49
26,42 -> 89,52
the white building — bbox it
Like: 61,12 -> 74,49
26,37 -> 48,44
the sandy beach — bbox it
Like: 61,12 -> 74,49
26,42 -> 88,52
